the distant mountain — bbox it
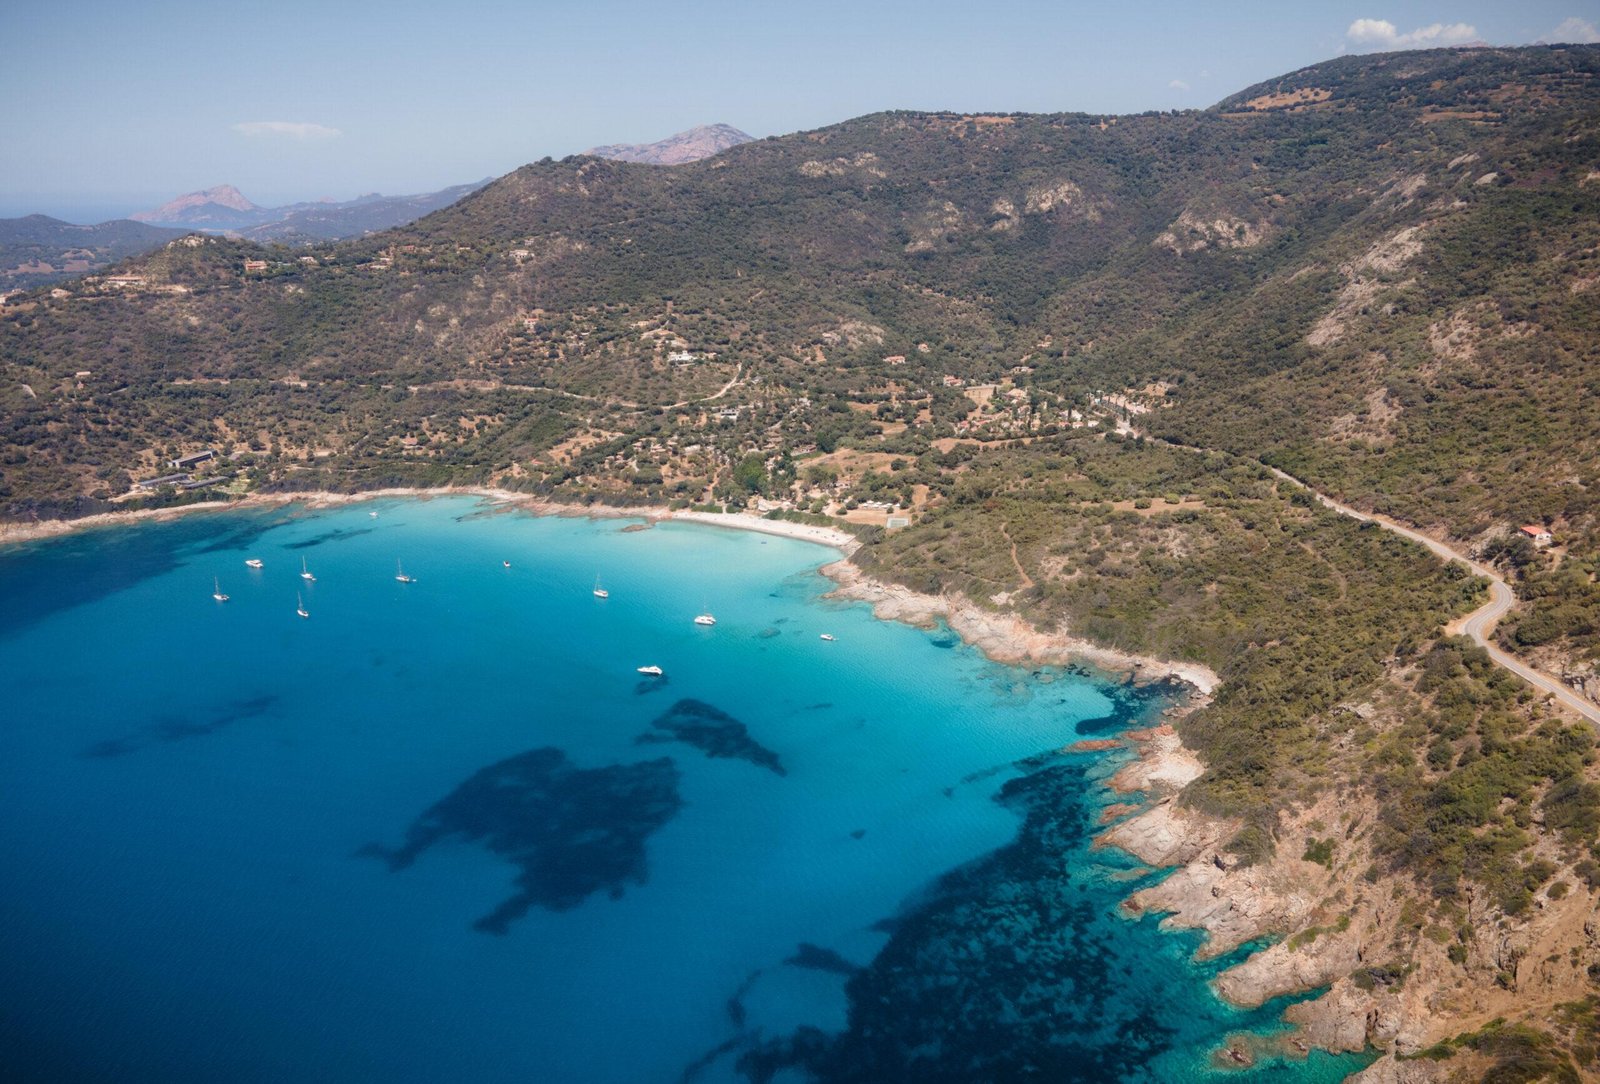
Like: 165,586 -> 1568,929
0,214 -> 186,290
131,184 -> 260,228
584,123 -> 754,165
127,181 -> 492,240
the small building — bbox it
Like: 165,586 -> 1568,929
883,355 -> 907,365
667,350 -> 698,363
170,449 -> 218,470
136,473 -> 191,490
243,260 -> 269,272
1520,525 -> 1553,547
941,374 -> 965,388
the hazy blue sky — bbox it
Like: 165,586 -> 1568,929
3,0 -> 1596,220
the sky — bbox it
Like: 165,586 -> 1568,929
2,0 -> 1597,221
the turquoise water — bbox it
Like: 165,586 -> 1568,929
0,497 -> 1372,1082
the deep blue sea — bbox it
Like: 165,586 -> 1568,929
0,497 -> 1372,1082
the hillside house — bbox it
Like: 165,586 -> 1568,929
243,260 -> 268,272
169,449 -> 217,470
1520,525 -> 1553,547
883,355 -> 907,366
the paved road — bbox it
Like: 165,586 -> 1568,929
1264,466 -> 1600,727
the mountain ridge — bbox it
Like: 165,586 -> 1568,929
124,180 -> 493,240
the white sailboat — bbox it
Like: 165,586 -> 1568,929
212,577 -> 229,602
395,560 -> 415,584
296,592 -> 309,619
300,557 -> 316,583
593,575 -> 609,599
694,613 -> 716,626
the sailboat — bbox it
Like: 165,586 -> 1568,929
296,592 -> 310,619
395,560 -> 415,584
593,575 -> 609,599
212,577 -> 229,602
694,612 -> 716,626
300,557 -> 316,583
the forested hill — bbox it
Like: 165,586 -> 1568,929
0,215 -> 186,291
2,44 -> 1597,549
2,44 -> 1594,486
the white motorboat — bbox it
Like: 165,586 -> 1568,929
244,558 -> 264,569
636,665 -> 664,677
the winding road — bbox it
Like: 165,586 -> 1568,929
1264,466 -> 1600,727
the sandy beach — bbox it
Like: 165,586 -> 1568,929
0,487 -> 861,554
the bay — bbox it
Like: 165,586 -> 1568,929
0,496 -> 1372,1082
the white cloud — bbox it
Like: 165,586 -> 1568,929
231,121 -> 342,140
1346,18 -> 1478,50
1168,79 -> 1190,91
1546,17 -> 1600,43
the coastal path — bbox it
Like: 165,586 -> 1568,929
1126,422 -> 1600,727
1263,465 -> 1600,727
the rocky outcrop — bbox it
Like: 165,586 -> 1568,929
1153,208 -> 1268,254
821,562 -> 1220,694
1563,663 -> 1600,707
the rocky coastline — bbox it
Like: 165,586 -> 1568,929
819,560 -> 1219,695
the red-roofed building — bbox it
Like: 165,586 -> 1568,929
1520,525 -> 1553,547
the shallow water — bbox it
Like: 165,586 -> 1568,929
0,497 -> 1372,1082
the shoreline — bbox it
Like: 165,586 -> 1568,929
1,485 -> 1217,697
0,486 -> 863,555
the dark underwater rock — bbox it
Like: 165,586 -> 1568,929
360,746 -> 682,933
637,698 -> 785,776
